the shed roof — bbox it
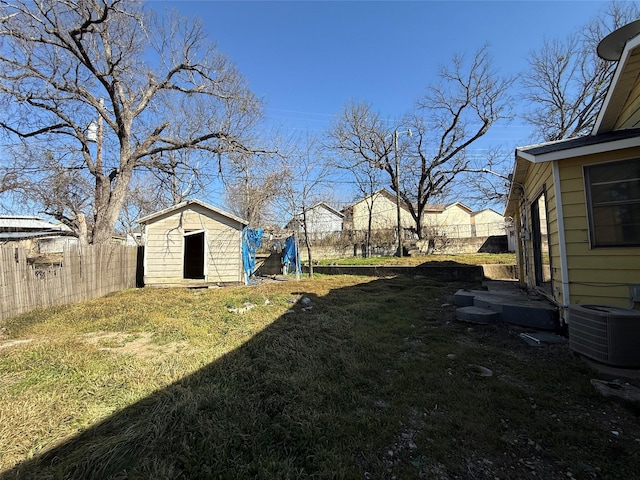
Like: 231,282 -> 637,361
136,199 -> 248,226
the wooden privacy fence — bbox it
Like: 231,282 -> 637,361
0,244 -> 138,323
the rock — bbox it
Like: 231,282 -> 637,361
591,379 -> 640,408
227,302 -> 257,314
468,364 -> 493,377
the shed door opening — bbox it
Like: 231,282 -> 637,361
183,231 -> 205,279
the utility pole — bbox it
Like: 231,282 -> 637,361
87,98 -> 104,223
96,98 -> 103,204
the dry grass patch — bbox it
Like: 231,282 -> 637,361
1,274 -> 639,479
319,252 -> 516,266
82,331 -> 191,358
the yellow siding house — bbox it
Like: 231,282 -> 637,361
506,30 -> 640,322
343,189 -> 415,232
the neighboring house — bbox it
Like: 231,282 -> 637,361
471,208 -> 507,237
0,215 -> 77,252
505,27 -> 640,314
137,199 -> 248,286
425,202 -> 473,238
343,191 -> 505,240
286,202 -> 344,237
342,189 -> 415,232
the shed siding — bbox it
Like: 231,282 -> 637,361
559,149 -> 640,308
144,204 -> 243,285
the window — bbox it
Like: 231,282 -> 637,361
584,158 -> 640,247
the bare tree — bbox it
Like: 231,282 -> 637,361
280,137 -> 331,277
329,47 -> 513,240
143,149 -> 213,206
116,175 -> 168,245
326,102 -> 391,256
223,151 -> 287,228
405,46 -> 513,237
521,0 -> 640,142
0,0 -> 265,244
457,146 -> 513,206
0,169 -> 19,196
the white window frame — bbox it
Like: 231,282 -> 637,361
584,158 -> 640,248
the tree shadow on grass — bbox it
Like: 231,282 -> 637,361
3,275 -> 473,479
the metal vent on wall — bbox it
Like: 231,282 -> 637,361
568,304 -> 640,367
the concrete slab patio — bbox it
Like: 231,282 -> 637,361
455,280 -> 560,331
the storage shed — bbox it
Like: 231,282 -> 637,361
137,199 -> 248,286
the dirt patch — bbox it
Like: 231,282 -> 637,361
82,331 -> 189,358
0,338 -> 34,350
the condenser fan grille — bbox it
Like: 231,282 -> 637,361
569,304 -> 640,367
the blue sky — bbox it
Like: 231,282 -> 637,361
145,0 -> 621,211
1,1 -> 623,217
154,0 -> 614,148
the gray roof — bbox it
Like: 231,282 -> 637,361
0,215 -> 71,232
0,231 -> 76,241
517,128 -> 640,157
301,202 -> 345,218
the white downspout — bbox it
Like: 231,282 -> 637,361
552,161 -> 571,310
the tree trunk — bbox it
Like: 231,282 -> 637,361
76,213 -> 89,247
302,210 -> 313,277
415,213 -> 424,241
91,167 -> 133,244
305,235 -> 313,278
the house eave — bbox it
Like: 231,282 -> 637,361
314,202 -> 345,218
594,34 -> 640,134
516,134 -> 640,163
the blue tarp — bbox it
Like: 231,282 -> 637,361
282,235 -> 301,277
242,227 -> 263,283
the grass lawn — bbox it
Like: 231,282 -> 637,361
317,252 -> 516,266
1,273 -> 639,479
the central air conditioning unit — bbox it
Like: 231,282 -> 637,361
568,304 -> 640,367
